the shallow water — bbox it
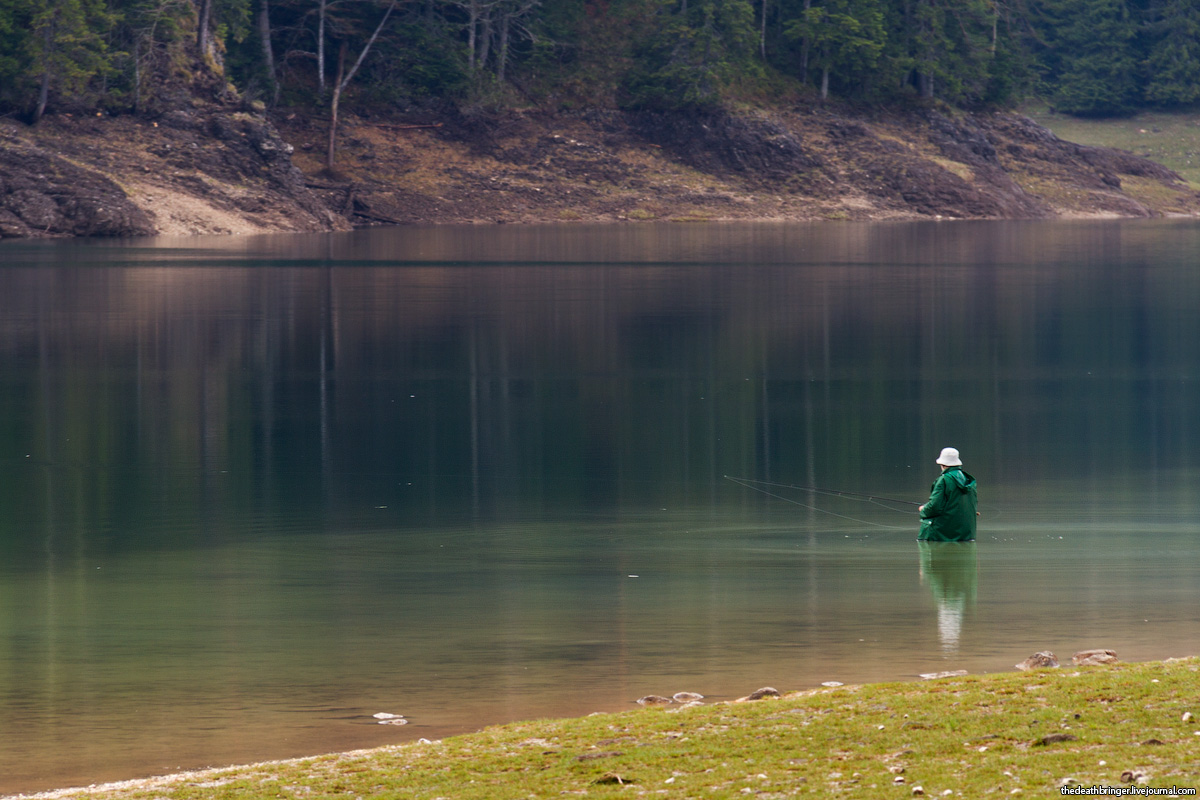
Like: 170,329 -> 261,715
2,220 -> 1200,793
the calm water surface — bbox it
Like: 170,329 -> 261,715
2,220 -> 1200,793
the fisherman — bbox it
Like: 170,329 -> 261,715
918,447 -> 978,542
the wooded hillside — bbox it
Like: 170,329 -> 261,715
2,0 -> 1198,127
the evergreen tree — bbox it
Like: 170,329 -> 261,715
621,0 -> 759,110
107,0 -> 194,113
899,0 -> 995,105
0,0 -> 32,110
27,0 -> 115,121
983,0 -> 1038,105
1038,0 -> 1140,116
783,0 -> 886,100
1142,0 -> 1200,107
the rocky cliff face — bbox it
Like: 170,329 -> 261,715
1,102 -> 1196,240
0,107 -> 349,239
0,134 -> 155,238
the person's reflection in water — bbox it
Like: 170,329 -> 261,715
918,541 -> 978,652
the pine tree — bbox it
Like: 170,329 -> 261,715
1039,0 -> 1140,116
622,0 -> 758,110
27,0 -> 115,121
783,0 -> 886,100
1142,0 -> 1200,107
900,0 -> 995,105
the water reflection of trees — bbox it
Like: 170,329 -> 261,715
3,223 -> 1200,555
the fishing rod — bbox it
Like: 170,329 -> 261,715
724,475 -> 917,529
724,476 -> 921,507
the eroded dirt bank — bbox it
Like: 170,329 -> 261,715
3,101 -> 1198,240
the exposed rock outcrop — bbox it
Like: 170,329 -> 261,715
0,136 -> 155,238
1,108 -> 349,239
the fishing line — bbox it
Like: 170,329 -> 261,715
724,475 -> 917,530
724,476 -> 920,509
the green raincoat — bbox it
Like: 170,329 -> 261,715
918,467 -> 977,542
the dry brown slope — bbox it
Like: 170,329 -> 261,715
2,102 -> 1197,240
282,105 -> 1200,227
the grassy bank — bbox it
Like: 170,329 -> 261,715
1027,107 -> 1200,188
16,658 -> 1200,800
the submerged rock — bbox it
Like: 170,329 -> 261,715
1016,651 -> 1059,670
1071,649 -> 1118,666
672,691 -> 704,703
636,695 -> 673,707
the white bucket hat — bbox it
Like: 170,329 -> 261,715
936,447 -> 962,467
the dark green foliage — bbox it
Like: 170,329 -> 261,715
0,0 -> 115,119
982,6 -> 1038,106
0,0 -> 1196,122
783,0 -> 886,99
621,0 -> 759,110
359,19 -> 469,101
1142,0 -> 1200,107
0,0 -> 33,109
1037,0 -> 1141,116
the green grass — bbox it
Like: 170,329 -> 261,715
30,658 -> 1200,799
1025,105 -> 1200,187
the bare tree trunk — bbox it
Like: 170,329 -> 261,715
33,22 -> 53,124
326,0 -> 398,170
259,0 -> 279,104
800,0 -> 811,83
317,0 -> 326,94
196,0 -> 213,59
467,0 -> 479,73
478,13 -> 493,74
327,40 -> 345,171
497,13 -> 510,82
760,0 -> 767,60
133,38 -> 141,114
34,70 -> 51,124
820,65 -> 829,100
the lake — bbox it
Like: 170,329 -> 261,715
2,220 -> 1200,794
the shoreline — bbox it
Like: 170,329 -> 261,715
8,654 -> 1198,800
4,104 -> 1199,241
